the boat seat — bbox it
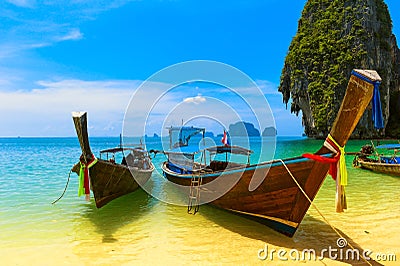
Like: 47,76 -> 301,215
210,161 -> 229,171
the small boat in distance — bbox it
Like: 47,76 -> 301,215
353,143 -> 400,176
160,69 -> 381,237
72,112 -> 154,208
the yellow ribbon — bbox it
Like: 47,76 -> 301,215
78,155 -> 98,197
327,134 -> 347,186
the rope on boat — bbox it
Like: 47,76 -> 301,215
52,169 -> 72,205
278,159 -> 372,266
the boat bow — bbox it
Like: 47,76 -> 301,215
162,69 -> 382,237
72,111 -> 94,163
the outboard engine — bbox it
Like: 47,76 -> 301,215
360,144 -> 374,155
354,144 -> 374,167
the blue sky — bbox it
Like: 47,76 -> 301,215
0,0 -> 399,137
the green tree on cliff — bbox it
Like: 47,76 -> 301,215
279,0 -> 395,138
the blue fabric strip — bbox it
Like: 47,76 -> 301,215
351,70 -> 384,129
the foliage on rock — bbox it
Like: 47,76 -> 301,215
279,0 -> 399,138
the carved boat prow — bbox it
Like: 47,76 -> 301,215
72,111 -> 93,162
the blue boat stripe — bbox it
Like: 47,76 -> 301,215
167,153 -> 334,179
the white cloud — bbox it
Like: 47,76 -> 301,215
6,0 -> 35,8
1,0 -> 133,60
0,27 -> 83,59
138,85 -> 276,137
0,79 -> 139,136
183,94 -> 206,104
56,28 -> 83,41
0,77 -> 303,137
255,79 -> 281,96
0,44 -> 22,59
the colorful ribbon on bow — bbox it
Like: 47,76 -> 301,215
325,134 -> 347,186
78,154 -> 97,200
303,134 -> 347,212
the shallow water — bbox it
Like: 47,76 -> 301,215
0,137 -> 399,265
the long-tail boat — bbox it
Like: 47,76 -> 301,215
353,143 -> 400,176
161,69 -> 381,237
72,112 -> 154,208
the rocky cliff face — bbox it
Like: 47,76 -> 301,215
279,0 -> 400,138
229,121 -> 260,137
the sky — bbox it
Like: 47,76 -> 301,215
0,0 -> 399,137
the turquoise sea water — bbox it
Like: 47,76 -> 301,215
0,137 -> 399,265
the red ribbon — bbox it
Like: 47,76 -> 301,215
79,154 -> 96,195
302,152 -> 340,180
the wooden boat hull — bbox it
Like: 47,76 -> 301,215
161,69 -> 381,237
163,157 -> 330,236
357,158 -> 400,176
73,160 -> 153,208
72,112 -> 154,208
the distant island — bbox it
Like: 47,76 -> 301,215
262,126 -> 277,137
228,121 -> 277,137
144,124 -> 276,139
145,133 -> 160,139
229,121 -> 260,136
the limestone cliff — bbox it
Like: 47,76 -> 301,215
262,126 -> 277,137
279,0 -> 400,138
229,121 -> 260,137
